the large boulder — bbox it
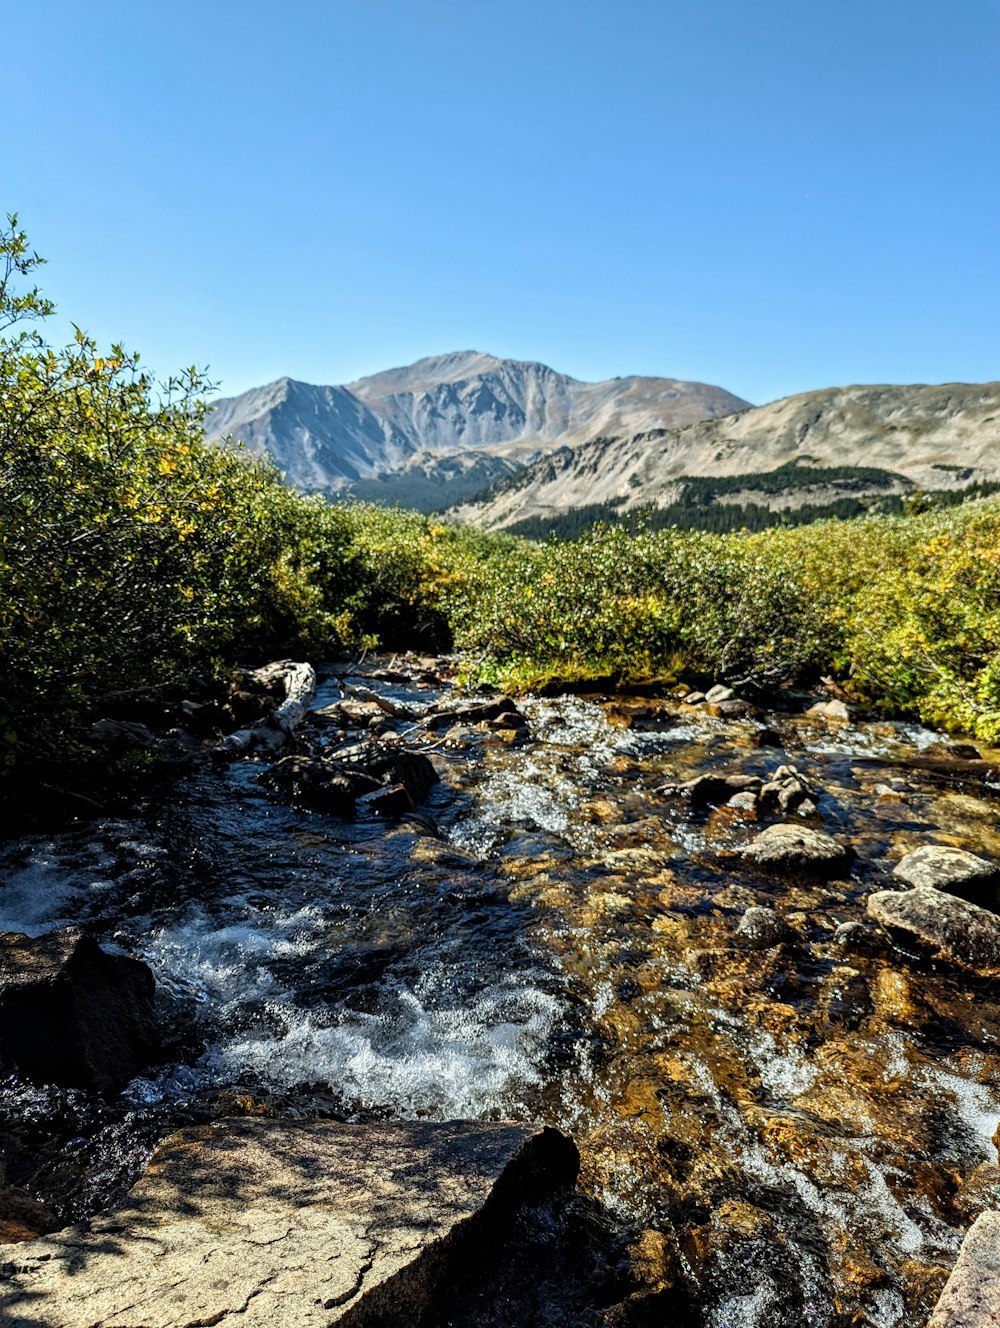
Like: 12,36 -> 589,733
867,887 -> 1000,977
0,929 -> 158,1094
0,1119 -> 579,1328
891,845 -> 999,895
741,824 -> 853,877
928,1210 -> 1000,1326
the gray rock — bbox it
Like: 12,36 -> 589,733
928,1209 -> 1000,1327
796,798 -> 819,818
705,684 -> 736,704
0,1118 -> 578,1328
0,929 -> 158,1094
892,845 -> 999,895
867,886 -> 1000,976
726,791 -> 759,813
735,906 -> 792,949
681,691 -> 706,705
742,824 -> 853,877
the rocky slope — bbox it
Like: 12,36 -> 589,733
204,351 -> 748,495
450,381 -> 1000,529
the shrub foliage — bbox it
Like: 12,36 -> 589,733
4,216 -> 1000,767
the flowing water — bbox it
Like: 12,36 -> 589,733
3,664 -> 1000,1325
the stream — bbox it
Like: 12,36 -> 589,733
2,661 -> 1000,1326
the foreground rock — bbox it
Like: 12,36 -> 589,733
867,887 -> 1000,977
742,824 -> 853,877
0,929 -> 158,1094
0,1119 -> 579,1328
928,1210 -> 1000,1326
892,845 -> 999,895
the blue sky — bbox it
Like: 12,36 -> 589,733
5,0 -> 998,404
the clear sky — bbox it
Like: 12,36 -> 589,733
5,0 -> 998,405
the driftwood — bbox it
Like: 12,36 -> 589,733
214,661 -> 316,759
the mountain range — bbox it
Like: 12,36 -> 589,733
205,354 -> 1000,531
204,352 -> 749,504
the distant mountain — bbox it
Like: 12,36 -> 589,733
450,381 -> 1000,530
204,352 -> 749,496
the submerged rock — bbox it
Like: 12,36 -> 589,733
0,929 -> 158,1094
742,824 -> 853,877
867,886 -> 1000,976
0,1119 -> 579,1328
735,906 -> 793,949
891,845 -> 999,895
928,1209 -> 1000,1327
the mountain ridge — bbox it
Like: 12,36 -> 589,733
204,353 -> 750,494
448,380 -> 1000,529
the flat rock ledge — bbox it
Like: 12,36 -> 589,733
929,1210 -> 1000,1327
0,1118 -> 578,1328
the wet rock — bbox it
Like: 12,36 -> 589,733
709,698 -> 761,719
425,696 -> 529,733
759,764 -> 818,814
705,685 -> 735,704
666,773 -> 762,806
832,920 -> 880,954
892,845 -> 999,895
806,699 -> 852,722
753,726 -> 784,747
681,691 -> 706,705
868,886 -> 1000,976
263,746 -> 438,815
0,929 -> 159,1094
0,1118 -> 579,1328
952,1164 -> 1000,1224
726,790 -> 758,815
260,755 -> 368,813
735,906 -> 792,949
742,824 -> 853,877
928,1209 -> 1000,1327
359,783 -> 414,817
795,798 -> 819,818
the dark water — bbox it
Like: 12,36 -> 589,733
2,668 -> 1000,1326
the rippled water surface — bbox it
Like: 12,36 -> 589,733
3,667 -> 1000,1326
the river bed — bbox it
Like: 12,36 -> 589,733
2,663 -> 1000,1326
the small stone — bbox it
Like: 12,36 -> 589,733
735,906 -> 792,949
726,791 -> 758,813
796,798 -> 819,818
682,692 -> 706,705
